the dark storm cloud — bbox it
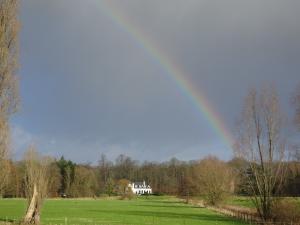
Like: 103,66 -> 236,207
13,0 -> 300,162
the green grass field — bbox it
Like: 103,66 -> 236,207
0,196 -> 247,225
225,196 -> 255,208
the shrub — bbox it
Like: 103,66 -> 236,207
271,198 -> 300,223
152,192 -> 164,196
119,191 -> 134,200
196,156 -> 232,206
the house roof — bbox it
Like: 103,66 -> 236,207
131,181 -> 151,189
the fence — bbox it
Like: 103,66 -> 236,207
206,205 -> 300,225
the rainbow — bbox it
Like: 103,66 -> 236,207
97,1 -> 234,149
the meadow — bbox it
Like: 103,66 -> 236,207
225,196 -> 255,208
0,196 -> 247,225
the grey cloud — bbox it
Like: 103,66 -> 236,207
14,0 -> 300,162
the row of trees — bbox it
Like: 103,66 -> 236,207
2,150 -> 299,199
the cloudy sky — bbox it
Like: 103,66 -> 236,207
12,0 -> 300,163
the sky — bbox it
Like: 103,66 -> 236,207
12,0 -> 300,164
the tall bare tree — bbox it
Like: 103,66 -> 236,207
0,120 -> 10,196
98,154 -> 112,193
23,146 -> 50,225
292,84 -> 300,131
235,86 -> 287,222
0,0 -> 19,196
292,84 -> 300,160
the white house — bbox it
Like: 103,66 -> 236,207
128,181 -> 152,195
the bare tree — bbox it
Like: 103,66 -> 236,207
0,0 -> 19,115
292,84 -> 300,131
47,163 -> 62,197
0,121 -> 10,196
23,146 -> 50,225
115,179 -> 133,200
235,86 -> 287,222
69,165 -> 98,197
291,84 -> 300,161
98,154 -> 112,193
195,156 -> 232,206
0,0 -> 19,196
178,172 -> 195,204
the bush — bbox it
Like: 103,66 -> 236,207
152,192 -> 164,196
196,156 -> 232,206
203,192 -> 228,206
271,198 -> 300,223
119,191 -> 135,200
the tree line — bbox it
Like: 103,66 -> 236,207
2,150 -> 299,200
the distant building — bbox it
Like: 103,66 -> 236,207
128,181 -> 152,195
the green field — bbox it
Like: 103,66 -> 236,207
0,196 -> 247,225
225,196 -> 255,208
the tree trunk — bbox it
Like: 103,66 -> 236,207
23,184 -> 40,224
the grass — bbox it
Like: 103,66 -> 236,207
225,196 -> 255,208
0,196 -> 248,225
225,196 -> 300,208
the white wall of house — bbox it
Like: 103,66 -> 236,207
128,181 -> 152,195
